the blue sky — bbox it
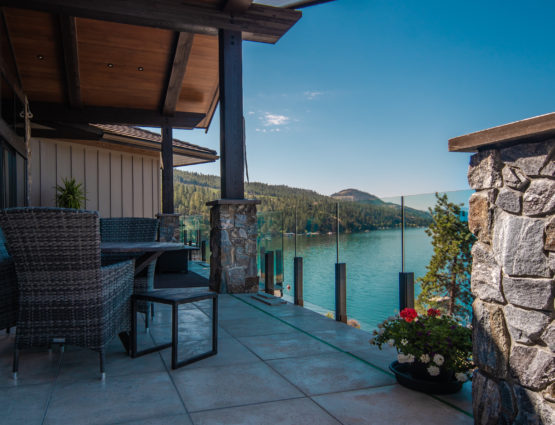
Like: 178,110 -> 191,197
175,0 -> 555,198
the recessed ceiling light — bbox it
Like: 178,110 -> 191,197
138,66 -> 144,71
107,63 -> 114,68
37,55 -> 44,60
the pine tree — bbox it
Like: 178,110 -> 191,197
416,193 -> 475,321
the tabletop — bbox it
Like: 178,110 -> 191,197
100,241 -> 199,253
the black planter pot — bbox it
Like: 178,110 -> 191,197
389,361 -> 463,395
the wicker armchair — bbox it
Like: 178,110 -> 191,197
0,208 -> 134,380
0,228 -> 17,333
100,218 -> 159,329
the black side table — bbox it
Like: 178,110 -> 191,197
131,289 -> 218,369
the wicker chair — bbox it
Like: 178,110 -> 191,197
0,208 -> 134,380
100,218 -> 159,329
0,228 -> 18,333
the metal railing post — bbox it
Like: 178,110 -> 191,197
275,249 -> 283,286
260,247 -> 266,280
294,257 -> 303,306
399,272 -> 415,310
201,240 -> 206,262
335,263 -> 347,323
264,251 -> 274,295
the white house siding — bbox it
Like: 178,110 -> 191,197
29,138 -> 161,218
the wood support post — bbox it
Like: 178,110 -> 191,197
264,251 -> 274,295
218,29 -> 244,199
162,124 -> 174,214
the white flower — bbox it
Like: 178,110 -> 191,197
387,339 -> 395,347
433,354 -> 445,366
397,353 -> 407,363
427,365 -> 440,376
406,354 -> 415,363
378,328 -> 385,336
455,372 -> 468,383
400,338 -> 408,346
420,354 -> 430,364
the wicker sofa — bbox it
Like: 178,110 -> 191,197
0,208 -> 134,380
100,217 -> 159,329
0,228 -> 17,333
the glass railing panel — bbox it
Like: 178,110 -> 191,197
256,211 -> 283,291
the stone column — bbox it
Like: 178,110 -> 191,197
466,138 -> 555,424
207,199 -> 260,293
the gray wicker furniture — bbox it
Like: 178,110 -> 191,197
100,218 -> 159,329
0,229 -> 17,333
0,208 -> 134,380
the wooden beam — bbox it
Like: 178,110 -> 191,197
1,8 -> 22,88
161,124 -> 174,214
449,112 -> 555,152
223,0 -> 253,13
29,102 -> 205,128
59,15 -> 82,108
219,29 -> 244,199
162,32 -> 194,116
1,0 -> 302,44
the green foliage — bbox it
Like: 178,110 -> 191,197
416,193 -> 475,320
173,170 -> 432,233
55,178 -> 86,209
370,309 -> 473,376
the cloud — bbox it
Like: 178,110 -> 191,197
304,91 -> 323,100
262,113 -> 290,126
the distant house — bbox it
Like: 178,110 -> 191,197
27,124 -> 217,218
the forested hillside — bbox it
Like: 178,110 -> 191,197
174,170 -> 432,234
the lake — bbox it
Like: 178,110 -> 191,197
258,227 -> 433,331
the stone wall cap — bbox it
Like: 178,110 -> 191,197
449,112 -> 555,152
206,198 -> 261,206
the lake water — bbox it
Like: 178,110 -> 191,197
259,227 -> 433,331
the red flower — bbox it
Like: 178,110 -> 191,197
427,308 -> 441,317
400,308 -> 418,323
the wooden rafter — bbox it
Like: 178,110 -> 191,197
0,0 -> 302,44
29,102 -> 206,129
0,8 -> 22,88
58,15 -> 82,108
223,0 -> 253,13
162,32 -> 194,116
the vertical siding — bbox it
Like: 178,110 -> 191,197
30,139 -> 41,206
39,141 -> 56,206
16,155 -> 25,206
110,153 -> 122,217
98,151 -> 110,217
29,138 -> 160,218
132,156 -> 143,217
122,154 -> 133,217
85,149 -> 98,211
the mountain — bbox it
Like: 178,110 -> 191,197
174,170 -> 432,233
331,189 -> 383,204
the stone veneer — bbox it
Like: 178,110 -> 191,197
468,140 -> 555,424
207,199 -> 259,293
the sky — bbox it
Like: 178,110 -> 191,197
173,0 -> 555,198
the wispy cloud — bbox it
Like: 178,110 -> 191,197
304,91 -> 323,100
262,113 -> 290,126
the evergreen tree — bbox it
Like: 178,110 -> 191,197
416,193 -> 475,320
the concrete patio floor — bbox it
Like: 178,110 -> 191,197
1,266 -> 473,425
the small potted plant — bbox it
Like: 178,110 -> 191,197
370,307 -> 473,394
55,178 -> 86,209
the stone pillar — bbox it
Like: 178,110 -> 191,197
157,213 -> 181,242
467,140 -> 555,424
207,199 -> 260,293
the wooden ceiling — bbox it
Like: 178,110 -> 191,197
0,1 -> 301,129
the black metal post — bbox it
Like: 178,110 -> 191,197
196,229 -> 201,246
401,195 -> 405,273
201,240 -> 206,262
264,251 -> 274,295
294,256 -> 303,306
336,202 -> 339,263
161,124 -> 174,213
275,249 -> 283,285
188,240 -> 192,260
260,246 -> 266,280
294,206 -> 297,257
399,272 -> 415,310
335,263 -> 347,323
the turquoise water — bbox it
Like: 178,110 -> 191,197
259,228 -> 433,331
